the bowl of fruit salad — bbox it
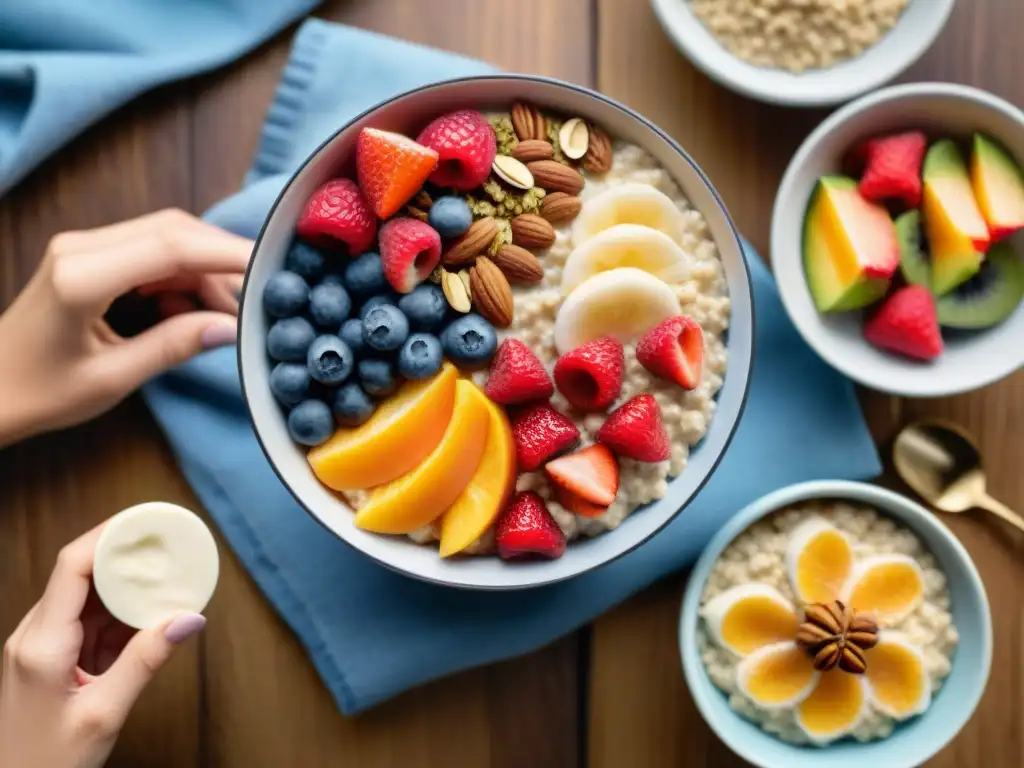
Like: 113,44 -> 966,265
772,82 -> 1024,397
239,75 -> 754,589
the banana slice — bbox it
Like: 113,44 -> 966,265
561,224 -> 692,296
573,182 -> 688,245
553,267 -> 681,354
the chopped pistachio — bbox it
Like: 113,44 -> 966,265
489,114 -> 519,156
489,219 -> 513,256
428,265 -> 444,284
545,117 -> 571,165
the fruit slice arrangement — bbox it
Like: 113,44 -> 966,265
804,130 -> 1024,362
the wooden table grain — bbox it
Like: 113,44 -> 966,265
0,1 -> 1020,766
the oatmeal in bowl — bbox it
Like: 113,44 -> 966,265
238,76 -> 753,590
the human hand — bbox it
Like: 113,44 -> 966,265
0,209 -> 252,446
0,524 -> 206,768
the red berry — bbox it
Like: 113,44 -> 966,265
545,444 -> 619,507
863,284 -> 943,361
296,179 -> 376,254
510,402 -> 580,472
378,217 -> 442,293
553,337 -> 624,410
485,339 -> 554,405
597,395 -> 670,462
356,128 -> 438,219
636,316 -> 704,390
858,131 -> 927,208
553,486 -> 608,519
495,491 -> 566,560
416,110 -> 497,191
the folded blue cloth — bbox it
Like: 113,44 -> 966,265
4,13 -> 882,715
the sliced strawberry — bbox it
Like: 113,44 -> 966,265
510,402 -> 580,472
597,395 -> 670,462
416,110 -> 497,190
544,444 -> 619,507
636,316 -> 704,390
485,339 -> 554,405
296,178 -> 377,254
378,217 -> 442,293
495,491 -> 566,560
554,485 -> 608,519
356,128 -> 438,219
553,337 -> 624,410
863,284 -> 943,361
858,131 -> 928,208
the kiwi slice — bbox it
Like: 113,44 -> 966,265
895,210 -> 930,287
936,241 -> 1024,329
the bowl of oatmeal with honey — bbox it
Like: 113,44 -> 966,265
238,75 -> 754,589
680,480 -> 991,768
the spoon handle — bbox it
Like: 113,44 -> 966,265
978,494 -> 1024,534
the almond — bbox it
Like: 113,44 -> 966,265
470,257 -> 514,328
527,160 -> 585,196
540,192 -> 583,226
513,139 -> 554,163
511,213 -> 556,250
558,118 -> 589,160
442,270 -> 471,313
492,244 -> 544,284
511,102 -> 546,142
442,216 -> 498,268
582,124 -> 613,174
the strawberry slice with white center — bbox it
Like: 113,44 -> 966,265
544,443 -> 619,507
636,315 -> 704,390
378,217 -> 443,294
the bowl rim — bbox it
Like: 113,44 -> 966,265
770,81 -> 1024,398
237,73 -> 755,590
678,479 -> 993,768
649,0 -> 956,108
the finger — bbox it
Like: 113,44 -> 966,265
50,209 -> 233,254
197,275 -> 241,315
156,292 -> 199,318
137,274 -> 201,297
6,603 -> 40,650
36,525 -> 107,630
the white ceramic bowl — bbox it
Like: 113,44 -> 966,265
771,83 -> 1024,397
238,75 -> 754,590
650,0 -> 954,107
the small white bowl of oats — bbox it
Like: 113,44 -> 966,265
650,0 -> 955,107
679,480 -> 991,768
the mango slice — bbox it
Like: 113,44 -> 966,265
787,518 -> 853,605
970,133 -> 1024,242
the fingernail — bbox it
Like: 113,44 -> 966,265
201,320 -> 237,349
164,612 -> 206,644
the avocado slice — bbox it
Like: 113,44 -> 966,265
936,241 -> 1024,329
970,133 -> 1024,241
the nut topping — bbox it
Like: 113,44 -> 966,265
492,244 -> 544,284
511,102 -> 546,142
513,139 -> 555,163
511,213 -> 556,250
582,124 -> 613,174
795,600 -> 879,675
540,192 -> 583,226
492,155 -> 535,190
441,270 -> 471,313
442,216 -> 499,268
526,160 -> 585,196
469,257 -> 514,328
558,117 -> 590,160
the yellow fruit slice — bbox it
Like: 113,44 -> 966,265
559,224 -> 691,296
796,669 -> 868,743
307,363 -> 457,491
735,641 -> 819,709
701,585 -> 800,657
865,632 -> 931,719
842,555 -> 924,620
786,518 -> 853,605
438,396 -> 516,558
354,380 -> 490,534
571,182 -> 687,245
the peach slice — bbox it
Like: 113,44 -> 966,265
307,362 -> 457,491
437,395 -> 516,558
787,518 -> 853,605
796,669 -> 868,743
354,379 -> 490,534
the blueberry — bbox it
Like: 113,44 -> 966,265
287,399 -> 334,446
339,318 -> 366,356
331,382 -> 377,426
263,271 -> 309,318
363,304 -> 409,352
285,242 -> 328,282
397,284 -> 448,332
320,273 -> 346,287
397,333 -> 444,380
308,282 -> 352,328
269,362 -> 312,407
358,293 -> 398,320
358,358 -> 398,397
441,314 -> 498,368
428,196 -> 473,239
344,252 -> 387,297
267,316 -> 315,362
307,335 -> 354,386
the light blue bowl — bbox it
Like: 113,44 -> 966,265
679,480 -> 992,768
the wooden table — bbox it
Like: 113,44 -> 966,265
1,1 -> 1021,765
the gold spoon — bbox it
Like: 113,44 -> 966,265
893,421 -> 1024,533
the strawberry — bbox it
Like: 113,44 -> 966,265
597,395 -> 670,462
296,179 -> 376,254
495,491 -> 566,560
545,444 -> 619,507
378,217 -> 442,293
356,128 -> 438,219
636,315 -> 704,390
553,337 -> 624,410
858,131 -> 927,208
554,484 -> 609,519
485,339 -> 554,405
510,402 -> 580,471
416,110 -> 497,191
863,284 -> 943,361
